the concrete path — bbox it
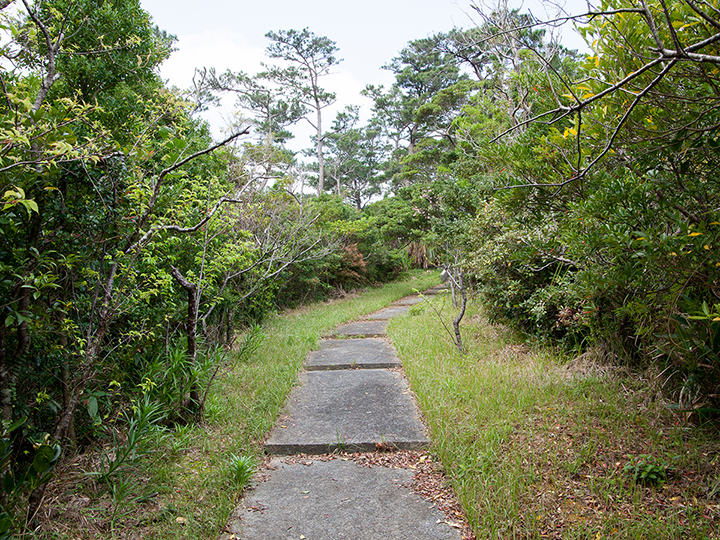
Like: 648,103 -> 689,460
264,369 -> 429,454
222,285 -> 462,540
226,458 -> 461,540
305,338 -> 400,371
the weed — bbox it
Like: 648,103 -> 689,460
109,475 -> 137,533
227,454 -> 255,488
623,454 -> 669,486
86,395 -> 166,485
169,424 -> 195,455
335,428 -> 347,452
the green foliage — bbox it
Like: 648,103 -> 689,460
623,454 -> 669,486
140,344 -> 207,420
657,311 -> 720,413
0,420 -> 61,538
414,0 -> 720,413
226,453 -> 255,488
85,395 -> 166,484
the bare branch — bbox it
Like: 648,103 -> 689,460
489,53 -> 667,143
22,0 -> 65,112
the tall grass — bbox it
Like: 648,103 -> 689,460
389,294 -> 720,539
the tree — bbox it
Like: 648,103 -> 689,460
364,33 -> 465,189
262,28 -> 342,195
199,68 -> 303,191
323,106 -> 387,209
0,0 -> 251,448
208,68 -> 306,144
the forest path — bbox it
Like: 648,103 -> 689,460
220,285 -> 463,540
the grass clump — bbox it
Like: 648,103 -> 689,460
226,454 -> 255,488
388,294 -> 720,540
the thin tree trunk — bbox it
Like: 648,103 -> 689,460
316,105 -> 324,195
59,335 -> 76,448
53,262 -> 117,442
169,266 -> 200,405
450,273 -> 457,308
16,291 -> 30,356
452,272 -> 467,354
0,323 -> 9,422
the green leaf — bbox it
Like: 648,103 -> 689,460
2,471 -> 14,495
87,396 -> 98,419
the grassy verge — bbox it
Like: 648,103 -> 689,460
42,270 -> 439,539
389,294 -> 720,539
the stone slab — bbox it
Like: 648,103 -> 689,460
331,319 -> 389,337
265,370 -> 429,454
306,338 -> 400,370
392,296 -> 424,305
421,286 -> 449,295
365,305 -> 411,320
223,458 -> 462,540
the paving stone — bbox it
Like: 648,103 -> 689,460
365,305 -> 411,320
392,295 -> 424,305
421,286 -> 449,295
222,458 -> 462,540
331,319 -> 389,337
306,338 -> 400,370
264,370 -> 429,454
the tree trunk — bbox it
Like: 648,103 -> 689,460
0,323 -> 9,422
316,105 -> 324,195
16,289 -> 30,357
60,335 -> 76,448
452,272 -> 467,354
169,266 -> 200,405
53,262 -> 117,442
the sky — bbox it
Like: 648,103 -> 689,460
139,0 -> 589,143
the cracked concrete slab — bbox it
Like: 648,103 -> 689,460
421,286 -> 448,295
264,370 -> 429,454
331,320 -> 389,337
365,305 -> 412,320
306,338 -> 400,371
392,296 -> 424,305
224,458 -> 462,540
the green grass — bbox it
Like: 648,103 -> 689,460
42,270 -> 439,539
388,294 -> 720,539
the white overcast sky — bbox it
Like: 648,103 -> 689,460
139,0 -> 588,141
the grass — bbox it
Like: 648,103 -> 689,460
40,270 -> 439,539
388,294 -> 720,539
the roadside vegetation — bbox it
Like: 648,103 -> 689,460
391,295 -> 720,539
37,271 -> 438,538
